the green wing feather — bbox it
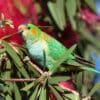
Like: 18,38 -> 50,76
25,24 -> 100,73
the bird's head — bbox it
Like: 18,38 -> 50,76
18,23 -> 41,36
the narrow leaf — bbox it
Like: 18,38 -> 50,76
2,40 -> 29,78
29,84 -> 40,100
39,87 -> 46,100
67,60 -> 100,73
54,86 -> 65,93
76,72 -> 82,91
80,66 -> 100,74
21,82 -> 34,91
47,0 -> 66,30
14,83 -> 22,100
0,48 -> 5,54
48,76 -> 70,84
66,0 -> 77,30
88,82 -> 100,96
64,93 -> 80,100
84,0 -> 96,12
49,85 -> 63,100
78,22 -> 100,50
5,94 -> 12,100
5,59 -> 11,78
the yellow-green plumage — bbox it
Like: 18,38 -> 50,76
18,23 -> 75,70
18,23 -> 100,74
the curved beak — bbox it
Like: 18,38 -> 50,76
18,25 -> 27,34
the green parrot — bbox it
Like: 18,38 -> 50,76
18,23 -> 100,73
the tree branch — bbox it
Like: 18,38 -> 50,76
0,78 -> 36,82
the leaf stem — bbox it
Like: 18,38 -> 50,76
23,56 -> 44,75
28,60 -> 44,74
0,78 -> 36,82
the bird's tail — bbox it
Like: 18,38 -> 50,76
63,54 -> 100,74
74,55 -> 100,73
75,54 -> 94,67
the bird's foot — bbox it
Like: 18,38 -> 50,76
39,71 -> 51,84
42,71 -> 51,77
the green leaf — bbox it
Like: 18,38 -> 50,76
76,72 -> 82,91
48,76 -> 70,84
21,82 -> 34,91
54,86 -> 65,93
80,66 -> 100,74
64,93 -> 80,100
0,48 -> 5,54
36,87 -> 42,100
0,83 -> 3,93
2,41 -> 23,66
5,94 -> 12,100
76,0 -> 81,10
14,83 -> 22,100
47,0 -> 66,30
50,44 -> 77,73
81,85 -> 88,97
66,0 -> 77,30
88,82 -> 100,96
84,0 -> 96,12
49,85 -> 63,100
78,21 -> 100,50
29,84 -> 40,100
39,87 -> 46,100
5,59 -> 11,78
67,60 -> 100,73
2,40 -> 29,78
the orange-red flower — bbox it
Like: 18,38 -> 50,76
0,0 -> 38,47
59,81 -> 74,90
0,0 -> 26,46
80,6 -> 100,24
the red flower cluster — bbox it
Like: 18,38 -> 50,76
57,23 -> 79,48
80,6 -> 100,24
0,0 -> 38,47
0,0 -> 26,45
59,81 -> 74,90
0,0 -> 80,48
49,81 -> 75,100
17,0 -> 38,24
49,92 -> 56,100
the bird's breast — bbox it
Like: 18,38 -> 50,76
26,40 -> 48,67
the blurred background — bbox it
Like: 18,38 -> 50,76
0,0 -> 100,56
0,0 -> 100,100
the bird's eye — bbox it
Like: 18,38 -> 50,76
27,27 -> 31,29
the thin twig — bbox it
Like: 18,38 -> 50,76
0,33 -> 18,44
0,78 -> 36,82
1,33 -> 18,40
28,60 -> 43,74
23,56 -> 44,74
